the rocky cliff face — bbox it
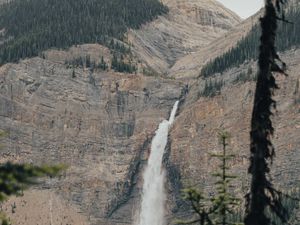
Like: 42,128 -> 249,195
0,0 -> 299,225
166,49 -> 300,220
0,45 -> 184,224
128,0 -> 241,74
169,10 -> 262,79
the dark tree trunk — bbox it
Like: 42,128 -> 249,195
244,1 -> 288,225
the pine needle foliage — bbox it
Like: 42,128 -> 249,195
0,163 -> 64,202
210,131 -> 241,225
177,131 -> 242,225
0,132 -> 65,225
177,188 -> 213,225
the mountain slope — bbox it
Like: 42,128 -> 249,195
168,48 -> 300,223
201,4 -> 300,77
0,0 -> 299,225
0,0 -> 167,65
166,2 -> 300,220
0,52 -> 184,224
170,0 -> 300,80
128,0 -> 241,74
169,10 -> 262,79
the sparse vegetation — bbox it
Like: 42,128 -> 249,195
65,55 -> 109,71
233,67 -> 256,84
111,54 -> 137,73
177,131 -> 242,225
142,67 -> 160,77
199,79 -> 224,98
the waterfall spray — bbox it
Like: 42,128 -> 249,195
136,101 -> 179,225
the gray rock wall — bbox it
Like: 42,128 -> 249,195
0,56 -> 184,224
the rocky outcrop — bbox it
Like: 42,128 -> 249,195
2,47 -> 298,224
0,1 -> 299,224
0,50 -> 184,224
169,9 -> 262,79
167,49 -> 300,219
128,0 -> 241,74
169,0 -> 299,79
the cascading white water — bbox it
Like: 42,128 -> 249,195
136,101 -> 179,225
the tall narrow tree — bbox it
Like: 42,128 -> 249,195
177,131 -> 241,225
210,131 -> 240,225
244,1 -> 288,225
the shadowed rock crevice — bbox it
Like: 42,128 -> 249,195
0,53 -> 184,224
105,136 -> 152,218
163,139 -> 188,215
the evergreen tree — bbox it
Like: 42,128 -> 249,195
210,131 -> 241,225
199,79 -> 224,98
0,132 -> 64,225
177,131 -> 242,225
85,55 -> 91,68
98,56 -> 108,71
72,68 -> 76,78
179,188 -> 213,225
244,1 -> 289,225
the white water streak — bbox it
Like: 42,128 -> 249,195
137,101 -> 179,225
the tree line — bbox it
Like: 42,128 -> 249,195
0,0 -> 168,65
200,5 -> 300,77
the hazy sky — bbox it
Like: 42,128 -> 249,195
217,0 -> 264,19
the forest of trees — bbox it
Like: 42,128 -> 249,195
65,55 -> 110,71
200,6 -> 300,77
0,0 -> 168,65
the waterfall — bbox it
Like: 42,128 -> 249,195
136,101 -> 179,225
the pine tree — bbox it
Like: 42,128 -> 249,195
244,1 -> 289,225
210,131 -> 241,225
111,54 -> 118,71
0,131 -> 64,225
178,131 -> 242,225
179,188 -> 213,225
72,68 -> 76,78
86,55 -> 91,68
98,56 -> 108,70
